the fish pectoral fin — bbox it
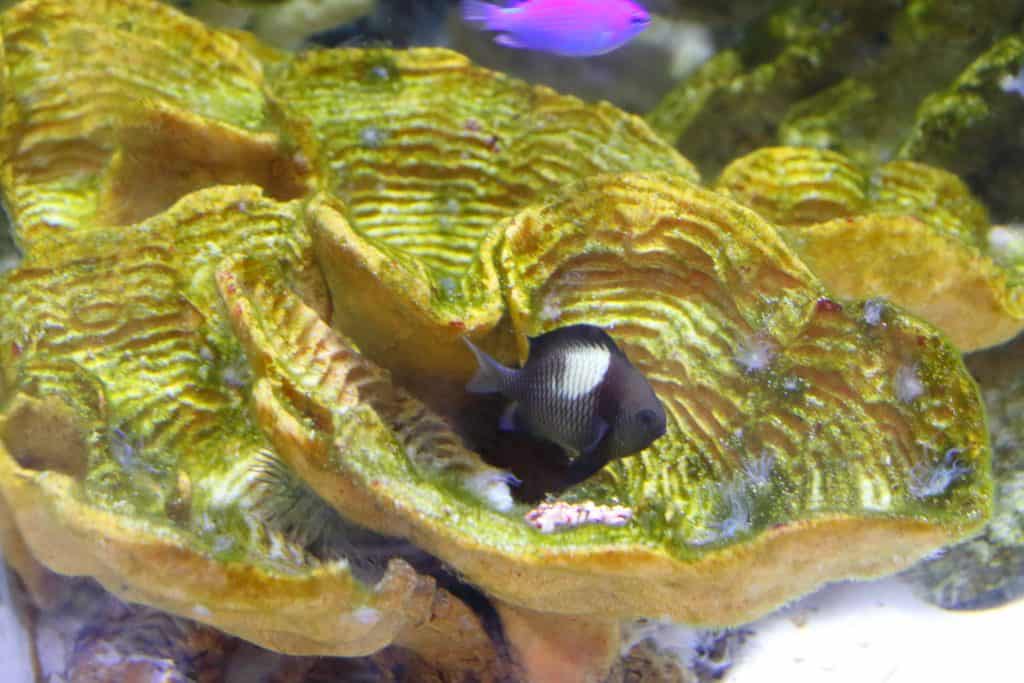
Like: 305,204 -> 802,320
582,416 -> 609,455
494,33 -> 526,49
498,402 -> 520,432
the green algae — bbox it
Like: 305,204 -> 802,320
897,34 -> 1024,221
714,147 -> 1024,351
905,336 -> 1024,609
0,1 -> 489,658
0,0 -> 998,657
648,0 -> 1024,219
229,172 -> 992,625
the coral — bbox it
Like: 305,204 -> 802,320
0,0 -> 499,668
904,335 -> 1024,610
268,46 -> 695,387
716,146 -> 1024,351
223,172 -> 989,625
0,0 -> 998,678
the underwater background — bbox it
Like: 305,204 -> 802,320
0,0 -> 1023,681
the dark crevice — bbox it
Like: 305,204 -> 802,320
309,0 -> 457,49
249,451 -> 510,655
325,526 -> 510,658
0,200 -> 22,273
326,517 -> 510,658
968,142 -> 1024,224
418,556 -> 510,660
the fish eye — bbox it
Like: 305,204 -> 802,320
637,409 -> 657,425
630,13 -> 650,25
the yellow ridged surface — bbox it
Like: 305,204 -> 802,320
0,420 -> 430,656
869,161 -> 990,247
501,173 -> 987,536
0,0 -> 308,253
219,172 -> 990,625
219,254 -> 503,484
272,49 -> 698,384
0,187 -> 439,656
0,0 -> 995,648
272,48 -> 698,275
716,147 -> 1024,350
716,147 -> 869,226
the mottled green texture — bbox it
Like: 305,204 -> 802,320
229,172 -> 992,625
498,173 -> 989,545
0,0 -> 995,651
265,47 -> 696,387
648,0 -> 1024,219
0,0 -> 283,253
647,0 -> 864,175
905,337 -> 1024,609
0,1 -> 493,660
269,48 -> 698,276
897,35 -> 1024,222
2,189 -> 305,527
714,147 -> 1024,351
0,188 -> 438,655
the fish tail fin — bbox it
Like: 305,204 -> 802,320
462,0 -> 499,28
463,338 -> 512,394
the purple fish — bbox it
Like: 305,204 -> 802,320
462,0 -> 651,57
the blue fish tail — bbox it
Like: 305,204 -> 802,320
463,0 -> 500,29
463,338 -> 513,394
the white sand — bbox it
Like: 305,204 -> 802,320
0,549 -> 35,683
732,577 -> 1022,683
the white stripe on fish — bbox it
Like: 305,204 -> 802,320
555,345 -> 610,400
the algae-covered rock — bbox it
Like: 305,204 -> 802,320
0,0 -> 313,252
0,0 -> 998,675
897,34 -> 1024,222
0,187 -> 458,657
716,146 -> 1024,351
647,0 -> 906,174
905,335 -> 1024,610
223,172 -> 990,625
267,46 -> 697,387
649,0 -> 1024,220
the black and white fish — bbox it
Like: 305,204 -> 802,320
464,324 -> 666,486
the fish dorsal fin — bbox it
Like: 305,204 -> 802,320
526,324 -> 625,360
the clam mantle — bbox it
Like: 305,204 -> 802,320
0,0 -> 992,659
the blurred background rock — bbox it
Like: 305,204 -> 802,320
174,0 -> 723,111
